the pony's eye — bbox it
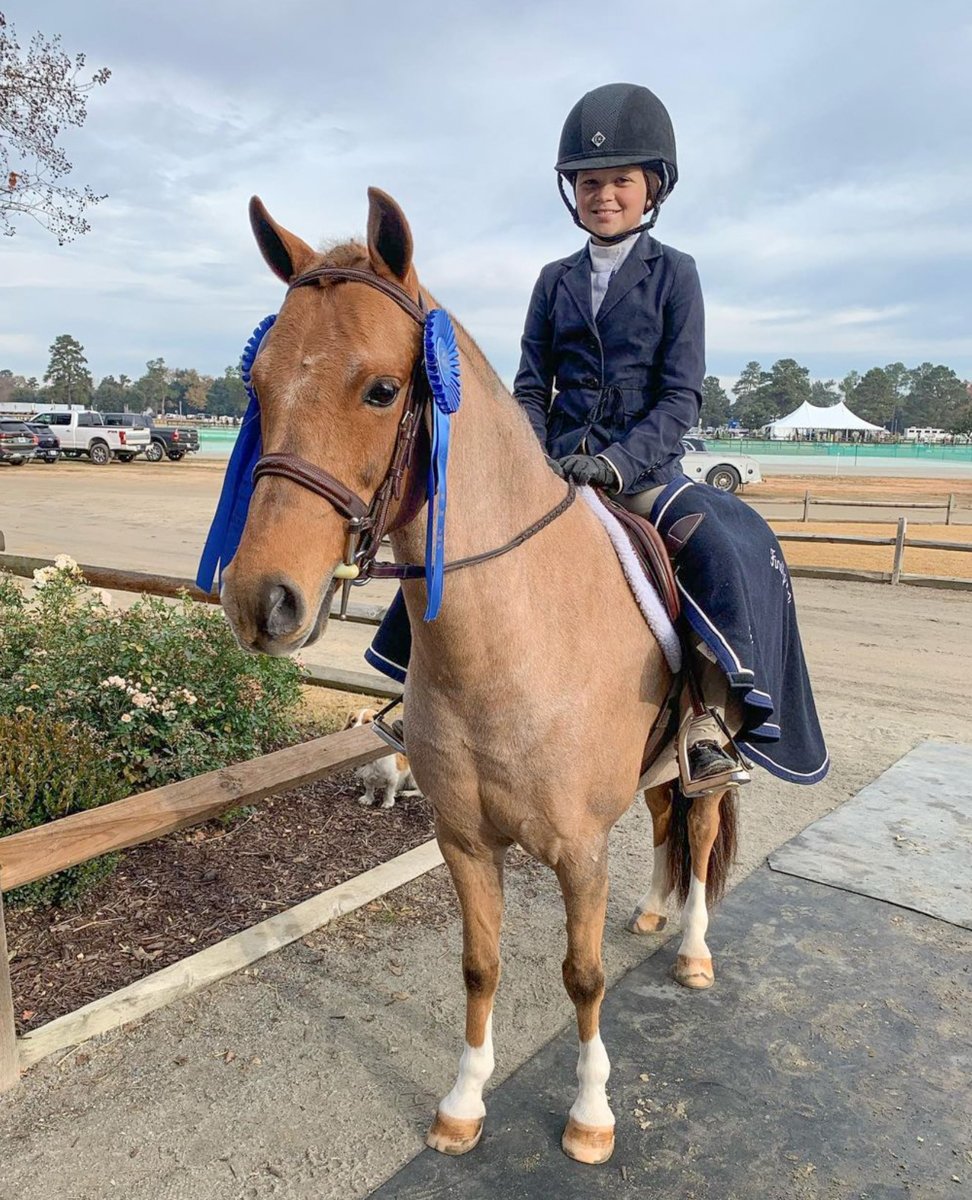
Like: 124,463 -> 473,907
364,379 -> 400,408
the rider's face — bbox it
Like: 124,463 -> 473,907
575,167 -> 650,240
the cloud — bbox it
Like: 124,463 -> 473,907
4,0 -> 971,388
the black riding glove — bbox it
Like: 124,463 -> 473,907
557,454 -> 618,490
545,455 -> 566,478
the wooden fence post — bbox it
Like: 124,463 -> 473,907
803,490 -> 811,523
0,874 -> 19,1092
947,493 -> 954,526
891,517 -> 907,585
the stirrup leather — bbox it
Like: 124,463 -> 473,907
677,708 -> 752,798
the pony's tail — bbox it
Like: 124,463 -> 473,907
666,786 -> 738,906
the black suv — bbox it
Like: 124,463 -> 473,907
0,419 -> 37,465
23,421 -> 60,464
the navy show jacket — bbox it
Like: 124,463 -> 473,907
513,231 -> 704,493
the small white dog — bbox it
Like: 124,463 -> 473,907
344,708 -> 420,809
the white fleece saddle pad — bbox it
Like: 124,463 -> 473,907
579,486 -> 681,673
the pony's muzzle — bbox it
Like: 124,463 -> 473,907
222,570 -> 309,652
261,579 -> 304,640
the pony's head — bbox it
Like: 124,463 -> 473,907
221,189 -> 426,655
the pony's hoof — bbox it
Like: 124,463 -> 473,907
673,954 -> 715,989
426,1111 -> 484,1156
562,1116 -> 615,1164
627,909 -> 667,934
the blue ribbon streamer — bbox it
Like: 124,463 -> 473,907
198,308 -> 462,624
196,315 -> 275,592
424,407 -> 451,620
422,310 -> 462,621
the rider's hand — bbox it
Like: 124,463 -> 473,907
557,454 -> 618,490
545,455 -> 567,478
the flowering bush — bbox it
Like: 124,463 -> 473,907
0,712 -> 125,906
0,558 -> 304,791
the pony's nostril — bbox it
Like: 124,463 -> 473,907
262,582 -> 303,639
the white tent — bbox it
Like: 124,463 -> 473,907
766,400 -> 884,439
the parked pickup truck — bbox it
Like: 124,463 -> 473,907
31,410 -> 150,465
102,413 -> 200,462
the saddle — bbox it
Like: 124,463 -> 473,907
599,496 -> 705,623
599,496 -> 748,795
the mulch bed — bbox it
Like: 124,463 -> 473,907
5,772 -> 434,1036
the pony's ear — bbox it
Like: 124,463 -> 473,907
249,196 -> 317,284
366,188 -> 414,285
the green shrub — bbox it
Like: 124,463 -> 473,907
0,712 -> 124,907
0,558 -> 304,792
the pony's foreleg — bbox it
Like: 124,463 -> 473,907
674,791 -> 725,990
426,834 -> 505,1156
628,785 -> 673,934
557,852 -> 615,1165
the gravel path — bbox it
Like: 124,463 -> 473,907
2,576 -> 970,1200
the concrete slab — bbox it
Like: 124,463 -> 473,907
769,741 -> 972,930
371,868 -> 972,1200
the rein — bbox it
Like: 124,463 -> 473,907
251,266 -> 577,597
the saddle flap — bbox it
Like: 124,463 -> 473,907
600,495 -> 681,624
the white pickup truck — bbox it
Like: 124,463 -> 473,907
31,410 -> 151,465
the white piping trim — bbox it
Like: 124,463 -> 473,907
594,454 -> 624,495
743,742 -> 831,781
365,645 -> 409,674
653,479 -> 694,528
677,583 -> 744,672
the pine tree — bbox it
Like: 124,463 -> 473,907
43,333 -> 91,405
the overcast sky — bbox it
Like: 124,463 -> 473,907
3,0 -> 970,391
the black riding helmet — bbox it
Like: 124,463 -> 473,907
556,82 -> 678,243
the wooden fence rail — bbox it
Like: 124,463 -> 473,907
0,723 -> 391,1090
775,518 -> 972,587
0,548 -> 385,626
748,491 -> 958,524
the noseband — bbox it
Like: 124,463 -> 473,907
251,266 -> 576,597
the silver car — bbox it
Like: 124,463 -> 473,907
680,438 -> 762,492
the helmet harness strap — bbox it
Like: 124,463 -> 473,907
556,162 -> 671,245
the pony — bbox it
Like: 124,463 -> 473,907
219,188 -> 736,1164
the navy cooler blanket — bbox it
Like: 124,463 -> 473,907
652,478 -> 828,784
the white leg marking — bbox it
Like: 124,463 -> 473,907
634,841 -> 670,917
569,1034 -> 614,1128
439,1014 -> 494,1121
380,784 -> 397,809
357,786 -> 376,807
679,875 -> 710,959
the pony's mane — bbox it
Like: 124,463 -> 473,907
317,239 -> 370,269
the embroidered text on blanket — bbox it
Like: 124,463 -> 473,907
769,546 -> 793,606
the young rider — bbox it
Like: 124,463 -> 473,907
513,81 -> 746,791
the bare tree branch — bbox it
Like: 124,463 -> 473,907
0,12 -> 110,243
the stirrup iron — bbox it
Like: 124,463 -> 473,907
370,695 -> 405,755
677,709 -> 751,799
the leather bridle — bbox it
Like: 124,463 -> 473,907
250,265 -> 577,591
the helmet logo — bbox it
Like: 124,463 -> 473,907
591,131 -> 606,147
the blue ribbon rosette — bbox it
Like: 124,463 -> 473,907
198,306 -> 462,623
422,308 -> 462,621
196,314 -> 275,593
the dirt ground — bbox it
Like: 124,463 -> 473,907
2,462 -> 972,1199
